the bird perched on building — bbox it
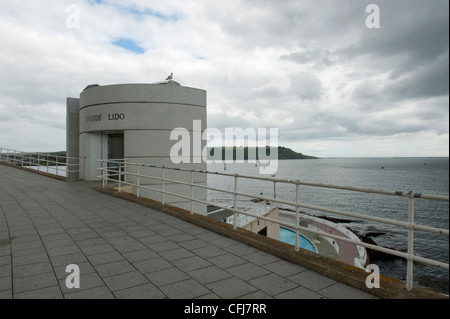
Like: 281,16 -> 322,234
165,72 -> 173,80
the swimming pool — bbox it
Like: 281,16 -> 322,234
279,227 -> 317,253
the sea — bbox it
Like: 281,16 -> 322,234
207,157 -> 449,294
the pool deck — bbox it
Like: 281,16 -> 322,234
0,163 -> 444,299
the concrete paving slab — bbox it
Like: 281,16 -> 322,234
145,267 -> 190,287
187,265 -> 233,285
114,283 -> 166,299
206,276 -> 258,299
248,273 -> 298,296
14,286 -> 63,299
160,278 -> 210,299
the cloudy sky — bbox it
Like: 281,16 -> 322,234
0,0 -> 448,157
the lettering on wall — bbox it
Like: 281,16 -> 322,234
85,113 -> 125,123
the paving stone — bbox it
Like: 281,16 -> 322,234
238,251 -> 281,266
50,252 -> 88,267
13,261 -> 53,279
237,290 -> 274,299
11,240 -> 44,252
224,243 -> 259,256
206,277 -> 258,299
0,290 -> 12,299
54,261 -> 96,280
94,260 -> 136,278
145,267 -> 190,287
191,245 -> 227,259
127,229 -> 156,238
275,286 -> 324,299
160,279 -> 210,299
47,245 -> 81,257
64,286 -> 115,299
262,259 -> 306,277
134,257 -> 172,273
13,272 -> 58,293
0,276 -> 12,292
59,272 -> 105,294
158,247 -> 195,261
12,252 -> 50,267
172,256 -> 212,272
114,283 -> 166,299
317,282 -> 376,299
14,286 -> 63,299
11,246 -> 46,258
0,264 -> 11,277
287,269 -> 336,291
226,262 -> 271,281
208,253 -> 247,269
148,240 -> 180,253
80,243 -> 116,256
87,251 -> 124,266
122,249 -> 159,262
179,239 -> 211,250
248,273 -> 298,296
187,265 -> 233,284
103,271 -> 150,292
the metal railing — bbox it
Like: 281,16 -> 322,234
0,147 -> 81,179
98,159 -> 449,291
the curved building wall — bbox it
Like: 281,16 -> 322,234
77,82 -> 207,214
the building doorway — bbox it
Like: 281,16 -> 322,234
108,133 -> 124,181
108,133 -> 124,159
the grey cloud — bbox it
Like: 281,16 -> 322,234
289,73 -> 323,100
280,48 -> 334,69
336,1 -> 449,79
386,53 -> 449,100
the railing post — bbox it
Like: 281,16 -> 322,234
118,161 -> 122,192
295,183 -> 300,251
273,180 -> 276,199
162,167 -> 166,205
406,193 -> 415,290
102,161 -> 106,188
123,159 -> 127,183
56,155 -> 59,176
233,174 -> 238,230
190,170 -> 194,214
136,165 -> 140,198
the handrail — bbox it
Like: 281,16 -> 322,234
97,159 -> 449,291
0,147 -> 82,178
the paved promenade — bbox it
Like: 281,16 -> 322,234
0,164 -> 376,299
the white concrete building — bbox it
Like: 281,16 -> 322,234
66,81 -> 207,214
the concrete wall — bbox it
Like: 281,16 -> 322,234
66,98 -> 80,179
75,81 -> 207,214
243,207 -> 280,240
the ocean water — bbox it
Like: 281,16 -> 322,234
207,157 -> 449,294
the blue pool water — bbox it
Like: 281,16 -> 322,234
279,227 -> 316,253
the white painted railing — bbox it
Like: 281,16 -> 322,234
97,159 -> 449,291
0,148 -> 81,179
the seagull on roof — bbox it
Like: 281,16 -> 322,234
165,72 -> 173,80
